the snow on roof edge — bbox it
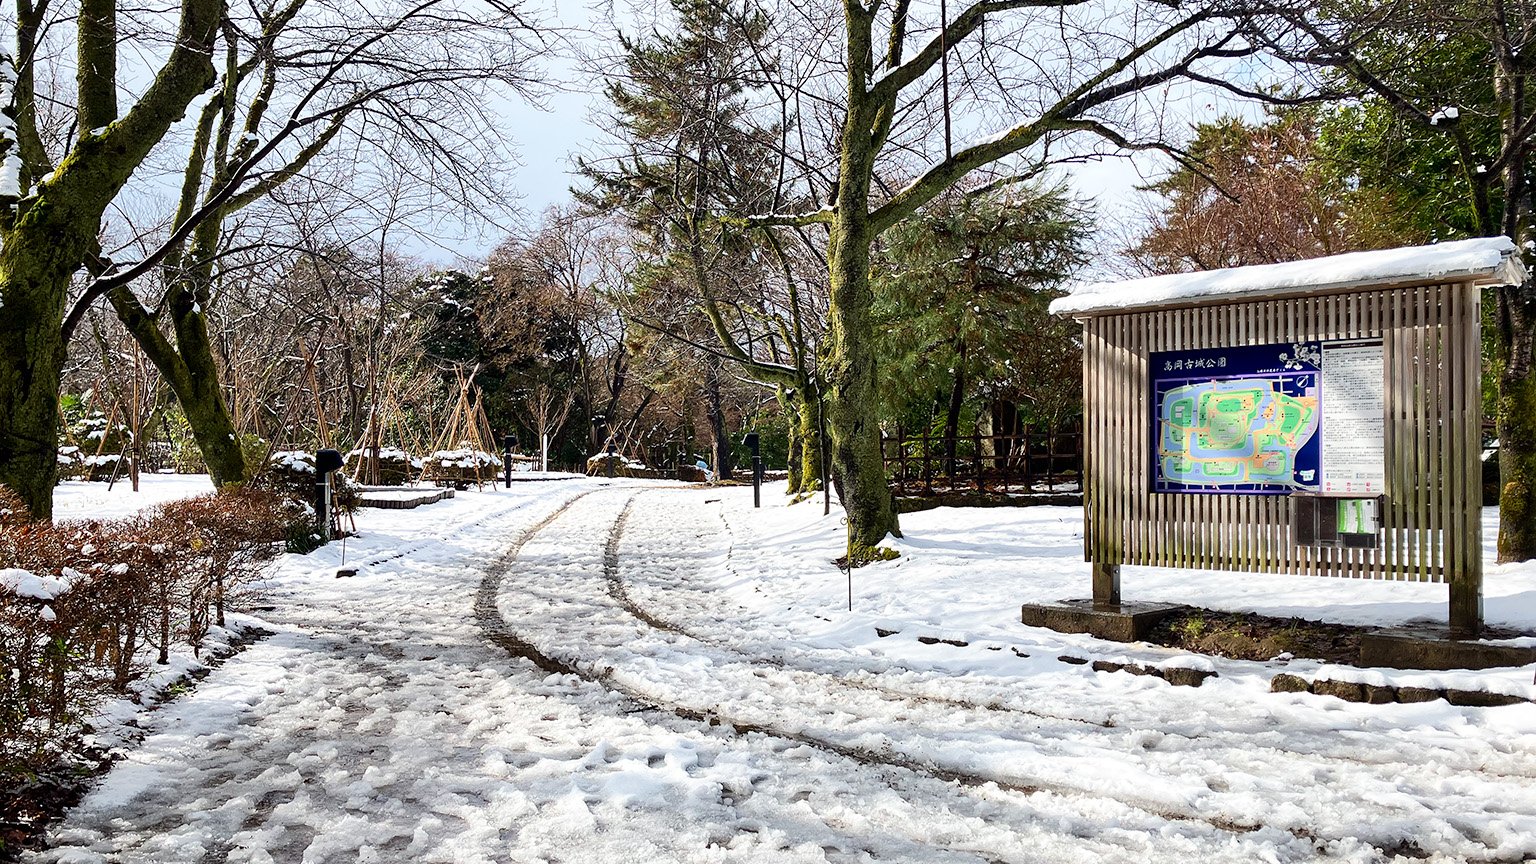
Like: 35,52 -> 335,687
1051,238 -> 1524,317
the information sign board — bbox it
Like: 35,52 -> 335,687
1320,341 -> 1386,494
1151,343 -> 1322,493
1151,340 -> 1385,495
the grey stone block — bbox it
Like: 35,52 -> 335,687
1021,600 -> 1186,643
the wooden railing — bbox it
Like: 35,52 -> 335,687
880,423 -> 1083,496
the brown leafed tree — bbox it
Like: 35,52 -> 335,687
1127,113 -> 1368,275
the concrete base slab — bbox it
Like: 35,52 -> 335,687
1359,626 -> 1536,671
1021,599 -> 1186,643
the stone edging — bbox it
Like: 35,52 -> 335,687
1270,673 -> 1532,707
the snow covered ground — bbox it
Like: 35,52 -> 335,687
29,478 -> 1536,863
52,474 -> 219,521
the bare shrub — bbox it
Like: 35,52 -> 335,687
0,487 -> 293,785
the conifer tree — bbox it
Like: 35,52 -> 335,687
579,0 -> 824,489
872,184 -> 1089,472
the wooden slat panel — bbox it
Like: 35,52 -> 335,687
1427,284 -> 1439,579
1099,315 -> 1110,564
1460,284 -> 1484,619
1439,283 -> 1454,583
1085,318 -> 1099,563
1411,285 -> 1427,580
1085,282 -> 1475,587
1132,311 -> 1147,564
1104,315 -> 1116,566
1392,285 -> 1410,574
1118,312 -> 1130,562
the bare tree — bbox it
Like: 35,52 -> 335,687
738,0 -> 1284,559
0,0 -> 544,515
1126,112 -> 1371,275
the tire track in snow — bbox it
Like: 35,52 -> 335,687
605,496 -> 1120,730
477,491 -> 1044,864
513,487 -> 1536,863
671,492 -> 1536,786
479,489 -> 1375,863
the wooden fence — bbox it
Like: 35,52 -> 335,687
1079,282 -> 1482,628
880,423 -> 1082,495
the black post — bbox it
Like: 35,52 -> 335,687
502,433 -> 517,488
745,432 -> 761,508
606,440 -> 617,478
315,448 -> 344,542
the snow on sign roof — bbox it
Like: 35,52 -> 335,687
1050,237 -> 1526,317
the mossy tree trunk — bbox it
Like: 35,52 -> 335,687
0,224 -> 81,519
109,282 -> 247,487
1496,284 -> 1536,561
824,190 -> 901,553
815,1 -> 904,556
0,0 -> 223,518
781,386 -> 803,492
796,391 -> 823,494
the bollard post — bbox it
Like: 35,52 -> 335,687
315,449 -> 344,542
502,433 -> 517,489
745,432 -> 761,508
607,441 -> 617,478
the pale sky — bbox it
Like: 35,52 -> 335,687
430,0 -> 1270,276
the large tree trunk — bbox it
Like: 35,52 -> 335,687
0,227 -> 81,519
824,214 -> 900,557
796,390 -> 823,495
176,349 -> 247,488
781,387 -> 803,493
1497,283 -> 1536,561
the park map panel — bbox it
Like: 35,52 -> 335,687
1151,343 -> 1324,494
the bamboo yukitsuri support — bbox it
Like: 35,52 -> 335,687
418,364 -> 501,490
1035,238 -> 1527,648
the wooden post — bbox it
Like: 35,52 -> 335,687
1092,560 -> 1121,608
1450,281 -> 1484,636
922,427 -> 933,494
1449,573 -> 1483,637
974,424 -> 984,492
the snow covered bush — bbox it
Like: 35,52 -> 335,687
55,446 -> 85,482
81,452 -> 128,482
424,444 -> 502,488
345,446 -> 422,486
264,451 -> 361,514
0,487 -> 291,786
585,452 -> 658,479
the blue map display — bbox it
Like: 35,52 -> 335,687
1150,342 -> 1323,494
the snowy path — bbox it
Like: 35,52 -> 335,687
501,488 -> 1536,864
32,482 -> 1536,863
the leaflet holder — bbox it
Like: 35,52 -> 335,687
1290,492 -> 1384,550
